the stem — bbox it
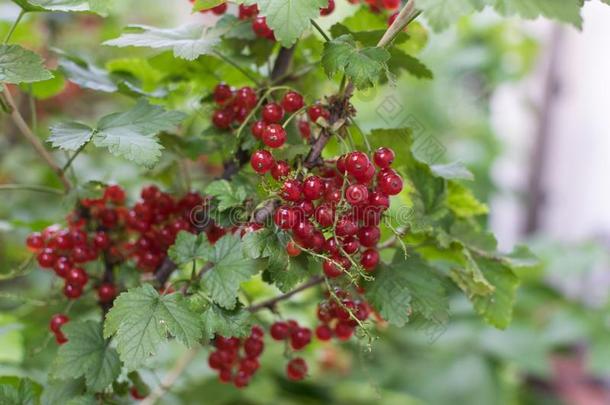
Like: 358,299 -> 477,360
377,0 -> 417,48
62,138 -> 90,172
310,19 -> 331,42
1,85 -> 71,190
271,46 -> 296,81
282,105 -> 307,129
3,10 -> 25,44
247,276 -> 324,312
0,184 -> 64,195
213,50 -> 261,86
140,347 -> 200,405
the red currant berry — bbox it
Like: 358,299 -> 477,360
315,324 -> 333,341
298,120 -> 311,139
261,103 -> 284,124
213,83 -> 233,104
388,12 -> 398,26
345,152 -> 370,176
240,357 -> 260,374
314,204 -> 334,227
212,109 -> 233,129
211,2 -> 227,14
307,104 -> 330,123
270,321 -> 290,340
238,3 -> 258,19
378,173 -> 403,195
324,187 -> 342,204
361,248 -> 379,271
345,184 -> 369,205
64,283 -> 83,299
235,87 -> 258,109
93,231 -> 110,250
208,351 -> 223,370
286,357 -> 308,381
335,216 -> 358,237
274,206 -> 298,230
320,0 -> 335,15
310,231 -> 325,252
97,283 -> 117,303
250,150 -> 274,174
303,176 -> 324,200
358,225 -> 381,247
335,321 -> 354,341
281,179 -> 303,202
67,267 -> 88,287
251,325 -> 264,340
323,258 -> 344,278
369,191 -> 390,210
103,184 -> 126,204
55,331 -> 68,345
271,160 -> 291,180
250,120 -> 265,139
219,368 -> 232,383
252,16 -> 273,38
324,237 -> 340,255
37,248 -> 57,268
53,256 -> 72,278
292,220 -> 314,241
26,232 -> 44,251
296,200 -> 314,217
373,147 -> 395,168
130,387 -> 147,400
233,370 -> 250,388
282,91 -> 304,112
383,0 -> 400,9
290,327 -> 312,350
342,237 -> 360,255
49,313 -> 69,334
262,124 -> 287,148
244,337 -> 264,357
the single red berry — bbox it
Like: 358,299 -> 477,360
261,103 -> 284,124
290,327 -> 312,350
262,124 -> 287,148
63,283 -> 83,299
369,191 -> 390,210
130,387 -> 147,400
252,16 -> 273,38
373,147 -> 395,168
293,220 -> 314,241
250,150 -> 274,174
286,240 -> 302,257
215,336 -> 240,351
219,368 -> 232,383
97,283 -> 117,303
345,184 -> 369,205
324,187 -> 342,204
286,357 -> 308,381
282,91 -> 304,112
55,331 -> 68,345
212,109 -> 233,129
335,216 -> 358,237
307,104 -> 330,123
323,258 -> 344,278
213,83 -> 233,104
324,237 -> 340,255
314,204 -> 334,228
251,325 -> 264,340
26,232 -> 44,251
235,86 -> 258,109
378,173 -> 403,195
298,120 -> 311,139
244,337 -> 264,358
49,313 -> 69,334
320,0 -> 335,15
382,0 -> 400,10
342,237 -> 360,255
354,162 -> 376,184
93,231 -> 110,250
37,248 -> 57,269
335,321 -> 354,341
270,321 -> 290,340
271,160 -> 291,180
358,225 -> 381,247
274,206 -> 298,230
67,267 -> 88,287
296,200 -> 315,218
250,120 -> 265,139
361,248 -> 379,271
53,256 -> 72,278
315,324 -> 333,341
104,184 -> 126,204
281,179 -> 303,202
310,231 -> 325,252
302,176 -> 324,201
238,3 -> 258,19
240,357 -> 260,374
208,351 -> 223,370
233,370 -> 250,388
211,2 -> 227,15
345,152 -> 370,176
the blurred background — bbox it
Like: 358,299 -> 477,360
1,0 -> 610,404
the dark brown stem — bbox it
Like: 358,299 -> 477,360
271,46 -> 296,81
154,257 -> 177,287
247,276 -> 324,312
253,199 -> 280,224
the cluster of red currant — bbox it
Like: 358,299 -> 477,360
211,84 -> 258,130
348,0 -> 402,25
207,326 -> 265,388
315,290 -> 371,341
259,147 -> 401,277
269,320 -> 313,381
189,0 -> 228,15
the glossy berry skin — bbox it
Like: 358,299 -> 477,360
314,204 -> 334,228
298,120 -> 311,139
335,322 -> 354,341
281,179 -> 303,202
282,91 -> 304,112
373,147 -> 395,168
213,83 -> 233,104
250,120 -> 265,139
26,232 -> 44,251
286,241 -> 301,257
67,267 -> 88,287
323,258 -> 344,278
274,206 -> 298,230
358,226 -> 381,247
37,248 -> 57,268
315,324 -> 333,341
270,321 -> 290,340
361,248 -> 380,271
97,283 -> 117,303
244,337 -> 264,358
345,184 -> 369,205
250,150 -> 274,174
211,2 -> 227,14
64,283 -> 83,299
303,176 -> 324,201
320,0 -> 335,15
49,314 -> 69,334
271,160 -> 291,180
286,358 -> 308,381
238,3 -> 258,19
378,173 -> 404,195
369,191 -> 390,211
307,104 -> 330,123
252,16 -> 273,39
383,0 -> 401,9
235,87 -> 258,109
342,237 -> 360,255
262,124 -> 287,148
93,231 -> 110,250
296,200 -> 314,218
335,216 -> 358,237
212,109 -> 232,129
290,327 -> 312,350
293,220 -> 314,241
261,103 -> 284,124
345,152 -> 370,176
53,257 -> 72,278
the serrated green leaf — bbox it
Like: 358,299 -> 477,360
388,48 -> 433,80
104,24 -> 223,61
430,162 -> 474,180
0,45 -> 52,84
104,285 -> 202,370
47,122 -> 94,151
53,321 -> 120,392
0,377 -> 40,405
449,249 -> 495,298
446,182 -> 488,218
241,228 -> 278,259
322,35 -> 390,90
57,56 -> 118,92
168,231 -> 212,266
13,0 -> 109,14
236,0 -> 327,47
215,14 -> 256,41
92,99 -> 185,167
200,304 -> 252,341
20,71 -> 66,99
201,234 -> 259,309
205,180 -> 247,212
41,378 -> 85,405
365,263 -> 412,327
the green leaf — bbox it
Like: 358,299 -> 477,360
215,14 -> 256,41
470,254 -> 519,329
241,228 -> 279,259
168,231 -> 212,266
104,24 -> 223,61
201,234 -> 259,309
446,182 -> 488,218
0,377 -> 41,405
53,321 -> 120,392
92,99 -> 186,167
449,249 -> 495,298
20,71 -> 66,99
365,263 -> 412,327
57,56 -> 117,92
200,304 -> 252,341
104,285 -> 202,370
0,45 -> 53,84
416,0 -> 484,31
192,0 -> 225,11
322,35 -> 390,90
13,0 -> 109,14
205,180 -> 247,212
47,122 -> 94,151
387,48 -> 433,80
430,162 -> 474,180
236,0 -> 328,47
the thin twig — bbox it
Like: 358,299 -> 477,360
213,50 -> 261,86
3,9 -> 25,44
1,85 -> 71,190
310,19 -> 331,42
246,276 -> 324,312
0,184 -> 64,195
